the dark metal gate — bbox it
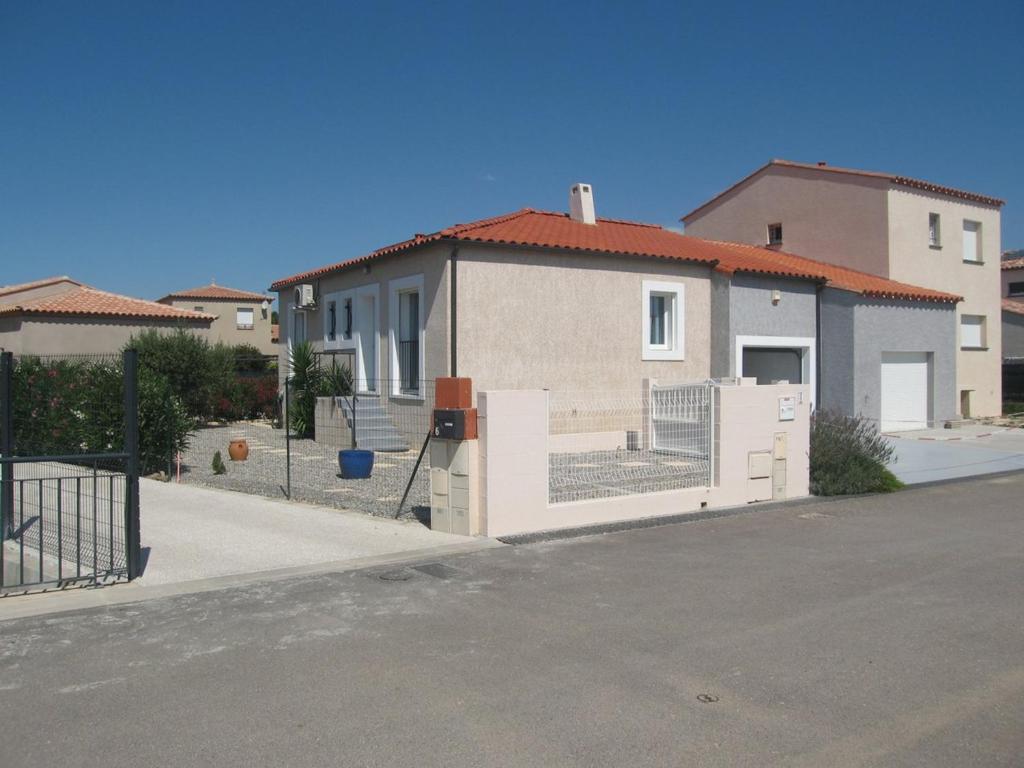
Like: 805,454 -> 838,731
1,350 -> 141,593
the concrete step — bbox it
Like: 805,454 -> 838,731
336,396 -> 410,452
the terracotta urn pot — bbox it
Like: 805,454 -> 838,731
228,439 -> 249,461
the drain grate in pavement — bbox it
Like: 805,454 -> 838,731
412,562 -> 462,580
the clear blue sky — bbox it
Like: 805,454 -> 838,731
2,0 -> 1022,300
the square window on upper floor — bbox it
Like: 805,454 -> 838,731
767,223 -> 783,246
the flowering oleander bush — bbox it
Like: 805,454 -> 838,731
10,356 -> 193,475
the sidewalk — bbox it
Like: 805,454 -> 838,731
0,480 -> 501,621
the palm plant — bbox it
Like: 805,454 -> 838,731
287,341 -> 322,438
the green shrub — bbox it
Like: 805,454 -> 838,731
810,410 -> 904,496
212,450 -> 226,475
131,329 -> 224,419
1003,402 -> 1024,416
320,358 -> 353,397
10,355 -> 193,475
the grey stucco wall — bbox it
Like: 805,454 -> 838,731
850,296 -> 957,426
709,272 -> 731,378
725,273 -> 818,377
819,290 -> 855,415
1003,311 -> 1024,360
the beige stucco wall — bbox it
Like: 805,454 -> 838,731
887,188 -> 1003,416
0,316 -> 210,356
476,382 -> 809,538
455,244 -> 713,391
162,297 -> 276,354
683,166 -> 892,276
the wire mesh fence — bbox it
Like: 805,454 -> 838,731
548,381 -> 714,504
177,373 -> 437,521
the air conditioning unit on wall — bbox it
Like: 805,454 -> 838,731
294,284 -> 315,309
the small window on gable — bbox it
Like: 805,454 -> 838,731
236,307 -> 254,330
1009,281 -> 1024,297
928,213 -> 941,247
642,281 -> 685,361
767,223 -> 783,246
962,220 -> 982,263
194,306 -> 204,312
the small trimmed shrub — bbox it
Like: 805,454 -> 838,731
212,450 -> 226,475
810,410 -> 904,496
320,358 -> 353,398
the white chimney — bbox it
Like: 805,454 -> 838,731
569,183 -> 596,225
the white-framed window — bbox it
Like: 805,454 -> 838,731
291,308 -> 307,345
642,280 -> 685,361
960,314 -> 986,349
388,274 -> 425,397
236,307 -> 254,330
767,223 -> 783,246
928,213 -> 941,247
962,220 -> 982,263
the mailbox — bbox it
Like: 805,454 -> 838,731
432,408 -> 477,440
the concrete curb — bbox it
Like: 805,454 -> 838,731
498,468 -> 1024,546
0,538 -> 506,623
886,427 -> 1009,442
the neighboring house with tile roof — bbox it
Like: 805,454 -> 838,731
0,277 -> 213,355
271,184 -> 960,431
157,282 -> 276,354
682,159 -> 1004,418
1001,259 -> 1024,361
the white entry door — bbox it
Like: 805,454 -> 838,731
880,352 -> 929,432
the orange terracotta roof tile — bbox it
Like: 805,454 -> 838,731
160,283 -> 271,302
0,275 -> 83,298
708,241 -> 961,303
271,208 -> 958,304
682,159 -> 1004,221
1003,298 -> 1024,316
0,286 -> 216,322
1001,258 -> 1024,271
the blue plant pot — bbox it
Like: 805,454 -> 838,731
339,449 -> 374,479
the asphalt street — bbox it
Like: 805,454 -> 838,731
2,472 -> 1023,767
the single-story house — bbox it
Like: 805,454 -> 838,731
270,185 -> 959,431
0,276 -> 214,356
157,282 -> 276,354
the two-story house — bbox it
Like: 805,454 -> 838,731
682,159 -> 1005,418
158,282 -> 276,354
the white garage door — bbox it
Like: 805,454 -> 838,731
881,352 -> 929,432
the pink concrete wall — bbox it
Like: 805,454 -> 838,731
477,382 -> 809,538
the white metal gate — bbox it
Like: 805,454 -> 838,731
650,381 -> 714,469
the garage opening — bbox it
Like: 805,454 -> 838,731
881,352 -> 931,432
742,347 -> 803,385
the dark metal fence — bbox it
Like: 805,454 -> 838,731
0,351 -> 141,594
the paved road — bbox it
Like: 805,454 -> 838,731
2,473 -> 1023,767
